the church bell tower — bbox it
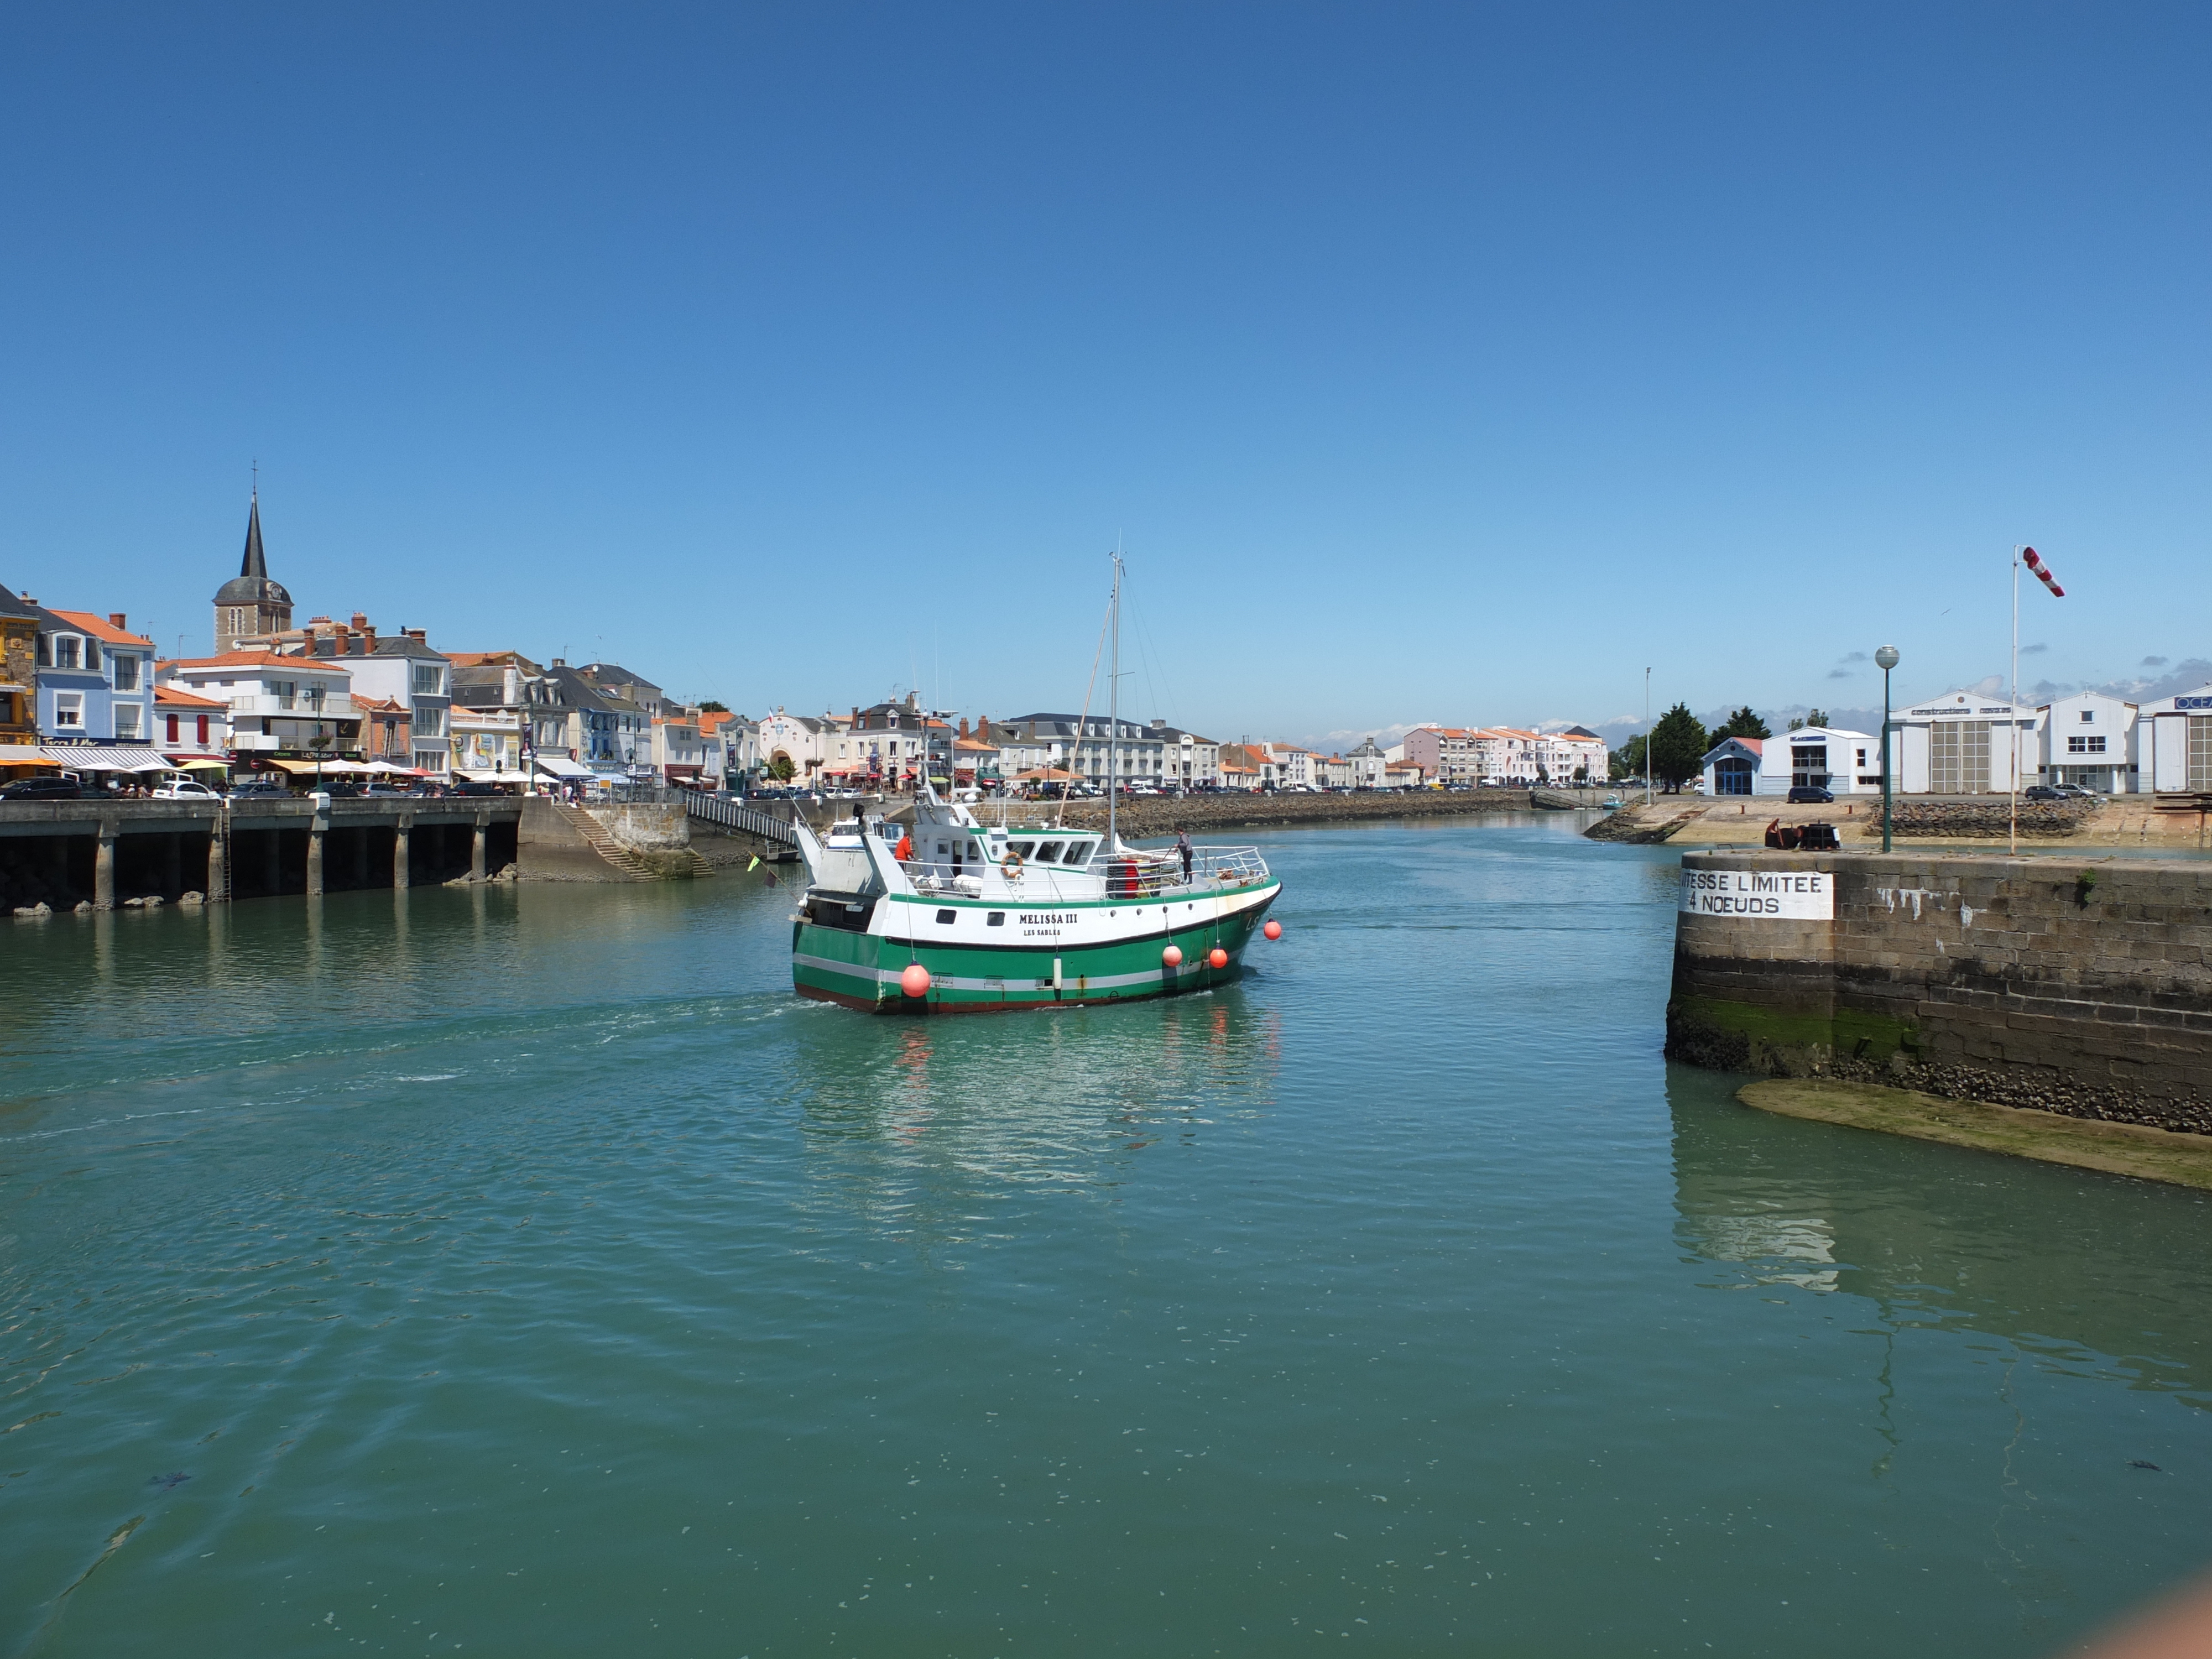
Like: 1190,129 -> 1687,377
212,486 -> 293,653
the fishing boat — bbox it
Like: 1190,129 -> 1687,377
787,557 -> 1281,1012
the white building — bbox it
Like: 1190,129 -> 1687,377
158,651 -> 359,764
1700,727 -> 1881,796
1894,691 -> 2041,796
1348,736 -> 1386,789
759,708 -> 847,781
2037,692 -> 2139,794
2139,682 -> 2212,794
1263,742 -> 1317,788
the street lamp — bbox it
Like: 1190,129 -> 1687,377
1875,644 -> 1901,853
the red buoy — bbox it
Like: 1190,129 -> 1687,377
1208,947 -> 1229,969
1262,919 -> 1282,941
900,962 -> 932,998
1161,945 -> 1183,968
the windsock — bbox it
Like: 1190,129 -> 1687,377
2022,546 -> 2065,598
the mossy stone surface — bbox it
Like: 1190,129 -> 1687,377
1738,1077 -> 2212,1191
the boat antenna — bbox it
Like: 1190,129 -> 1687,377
1108,551 -> 1124,854
1061,585 -> 1110,831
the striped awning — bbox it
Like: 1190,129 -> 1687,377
42,744 -> 172,771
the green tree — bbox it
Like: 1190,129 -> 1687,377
699,699 -> 729,714
1611,733 -> 1647,781
1647,703 -> 1709,793
1786,709 -> 1830,733
1715,705 -> 1770,740
766,753 -> 795,782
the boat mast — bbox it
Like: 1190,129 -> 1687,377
1108,552 -> 1122,854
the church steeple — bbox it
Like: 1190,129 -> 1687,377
213,480 -> 294,653
241,487 -> 268,582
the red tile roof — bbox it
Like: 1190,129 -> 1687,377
50,609 -> 156,648
154,685 -> 227,708
161,651 -> 350,671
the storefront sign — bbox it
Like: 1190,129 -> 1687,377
1679,867 -> 1834,920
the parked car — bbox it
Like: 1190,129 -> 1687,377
2023,784 -> 2067,802
227,779 -> 292,799
2052,783 -> 2102,801
1786,785 -> 1835,804
0,775 -> 84,801
151,778 -> 222,800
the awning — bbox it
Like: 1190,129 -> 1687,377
458,768 -> 533,783
43,745 -> 172,771
535,756 -> 594,779
170,757 -> 231,771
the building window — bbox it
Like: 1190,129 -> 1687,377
415,708 -> 443,738
2068,735 -> 2106,754
197,715 -> 210,745
166,713 -> 180,744
2080,710 -> 2095,722
413,665 -> 442,694
112,653 -> 139,691
54,692 -> 82,728
114,704 -> 142,739
54,636 -> 80,670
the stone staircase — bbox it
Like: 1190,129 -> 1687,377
549,803 -> 712,880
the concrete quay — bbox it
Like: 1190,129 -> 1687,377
1667,848 -> 2212,1136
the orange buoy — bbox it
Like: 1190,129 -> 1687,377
900,962 -> 932,998
1162,945 -> 1183,968
1262,919 -> 1282,941
1208,947 -> 1229,969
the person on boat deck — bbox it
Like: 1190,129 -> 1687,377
1177,829 -> 1193,882
894,830 -> 914,863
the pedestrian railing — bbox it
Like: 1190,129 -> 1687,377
684,791 -> 797,846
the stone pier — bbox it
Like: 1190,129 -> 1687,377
1667,850 -> 2212,1134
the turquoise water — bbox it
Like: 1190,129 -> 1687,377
4,816 -> 2211,1656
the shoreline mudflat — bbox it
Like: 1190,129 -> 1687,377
1738,1078 -> 2212,1190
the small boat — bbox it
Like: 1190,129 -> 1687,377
787,554 -> 1281,1012
1601,795 -> 1623,810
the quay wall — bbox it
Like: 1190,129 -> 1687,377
1667,850 -> 2212,1133
1047,788 -> 1598,838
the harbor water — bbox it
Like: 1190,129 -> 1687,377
4,816 -> 2211,1655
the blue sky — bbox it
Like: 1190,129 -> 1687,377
4,3 -> 2205,749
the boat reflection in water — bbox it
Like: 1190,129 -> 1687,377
782,988 -> 1283,1246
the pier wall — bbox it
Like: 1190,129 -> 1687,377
1667,851 -> 2212,1133
2,799 -> 518,912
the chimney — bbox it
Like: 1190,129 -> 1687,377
905,690 -> 918,711
362,623 -> 378,650
108,612 -> 126,630
405,628 -> 426,643
351,612 -> 369,630
958,717 -> 969,739
551,658 -> 566,668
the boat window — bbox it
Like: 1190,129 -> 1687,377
936,909 -> 956,925
987,912 -> 1005,926
1010,841 -> 1035,859
1063,842 -> 1094,867
1035,842 -> 1065,863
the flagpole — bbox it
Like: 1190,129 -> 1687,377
2009,544 -> 2020,855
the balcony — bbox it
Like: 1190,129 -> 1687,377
226,692 -> 358,720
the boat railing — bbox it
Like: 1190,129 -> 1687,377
1109,844 -> 1270,898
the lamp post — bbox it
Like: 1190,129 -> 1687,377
1876,644 -> 1900,853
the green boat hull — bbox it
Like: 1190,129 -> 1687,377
792,887 -> 1278,1013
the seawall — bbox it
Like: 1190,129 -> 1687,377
1666,850 -> 2212,1134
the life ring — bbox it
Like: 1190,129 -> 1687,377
1001,852 -> 1024,880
